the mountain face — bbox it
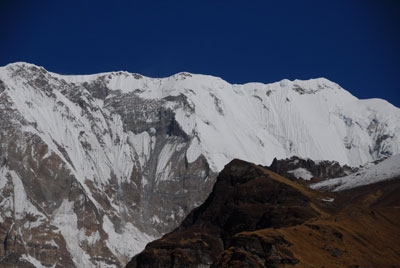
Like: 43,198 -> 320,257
127,159 -> 400,268
0,62 -> 400,267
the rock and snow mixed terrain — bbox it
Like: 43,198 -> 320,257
311,154 -> 400,191
0,62 -> 399,267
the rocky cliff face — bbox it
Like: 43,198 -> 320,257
127,159 -> 400,268
0,64 -> 215,267
1,62 -> 400,267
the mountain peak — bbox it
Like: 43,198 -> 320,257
1,62 -> 400,267
1,62 -> 399,168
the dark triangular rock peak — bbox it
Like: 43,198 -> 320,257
126,159 -> 400,268
126,159 -> 322,267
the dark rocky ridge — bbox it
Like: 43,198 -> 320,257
127,159 -> 400,268
126,159 -> 321,267
268,156 -> 358,182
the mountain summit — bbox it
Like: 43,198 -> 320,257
0,62 -> 399,267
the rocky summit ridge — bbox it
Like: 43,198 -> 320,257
0,62 -> 400,267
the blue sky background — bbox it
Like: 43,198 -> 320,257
1,0 -> 399,107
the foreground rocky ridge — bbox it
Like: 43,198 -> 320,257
1,62 -> 400,267
127,159 -> 400,267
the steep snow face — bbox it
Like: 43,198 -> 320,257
311,154 -> 400,191
6,63 -> 398,169
98,70 -> 400,169
0,62 -> 400,267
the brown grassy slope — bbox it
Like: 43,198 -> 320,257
214,168 -> 400,268
127,159 -> 400,268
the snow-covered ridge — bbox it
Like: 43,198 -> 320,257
311,154 -> 400,191
1,61 -> 400,170
0,62 -> 352,98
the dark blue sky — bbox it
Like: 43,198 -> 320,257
1,0 -> 399,107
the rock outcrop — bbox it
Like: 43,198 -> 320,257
268,156 -> 358,182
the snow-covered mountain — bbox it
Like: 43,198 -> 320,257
0,62 -> 400,267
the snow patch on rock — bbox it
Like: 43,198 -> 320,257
102,215 -> 154,264
52,200 -> 92,267
288,167 -> 314,180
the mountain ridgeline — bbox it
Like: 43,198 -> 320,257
0,62 -> 399,267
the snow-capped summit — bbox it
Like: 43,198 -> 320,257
80,64 -> 400,169
0,62 -> 400,267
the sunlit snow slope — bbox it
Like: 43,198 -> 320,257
311,154 -> 400,191
98,66 -> 400,169
0,62 -> 400,267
